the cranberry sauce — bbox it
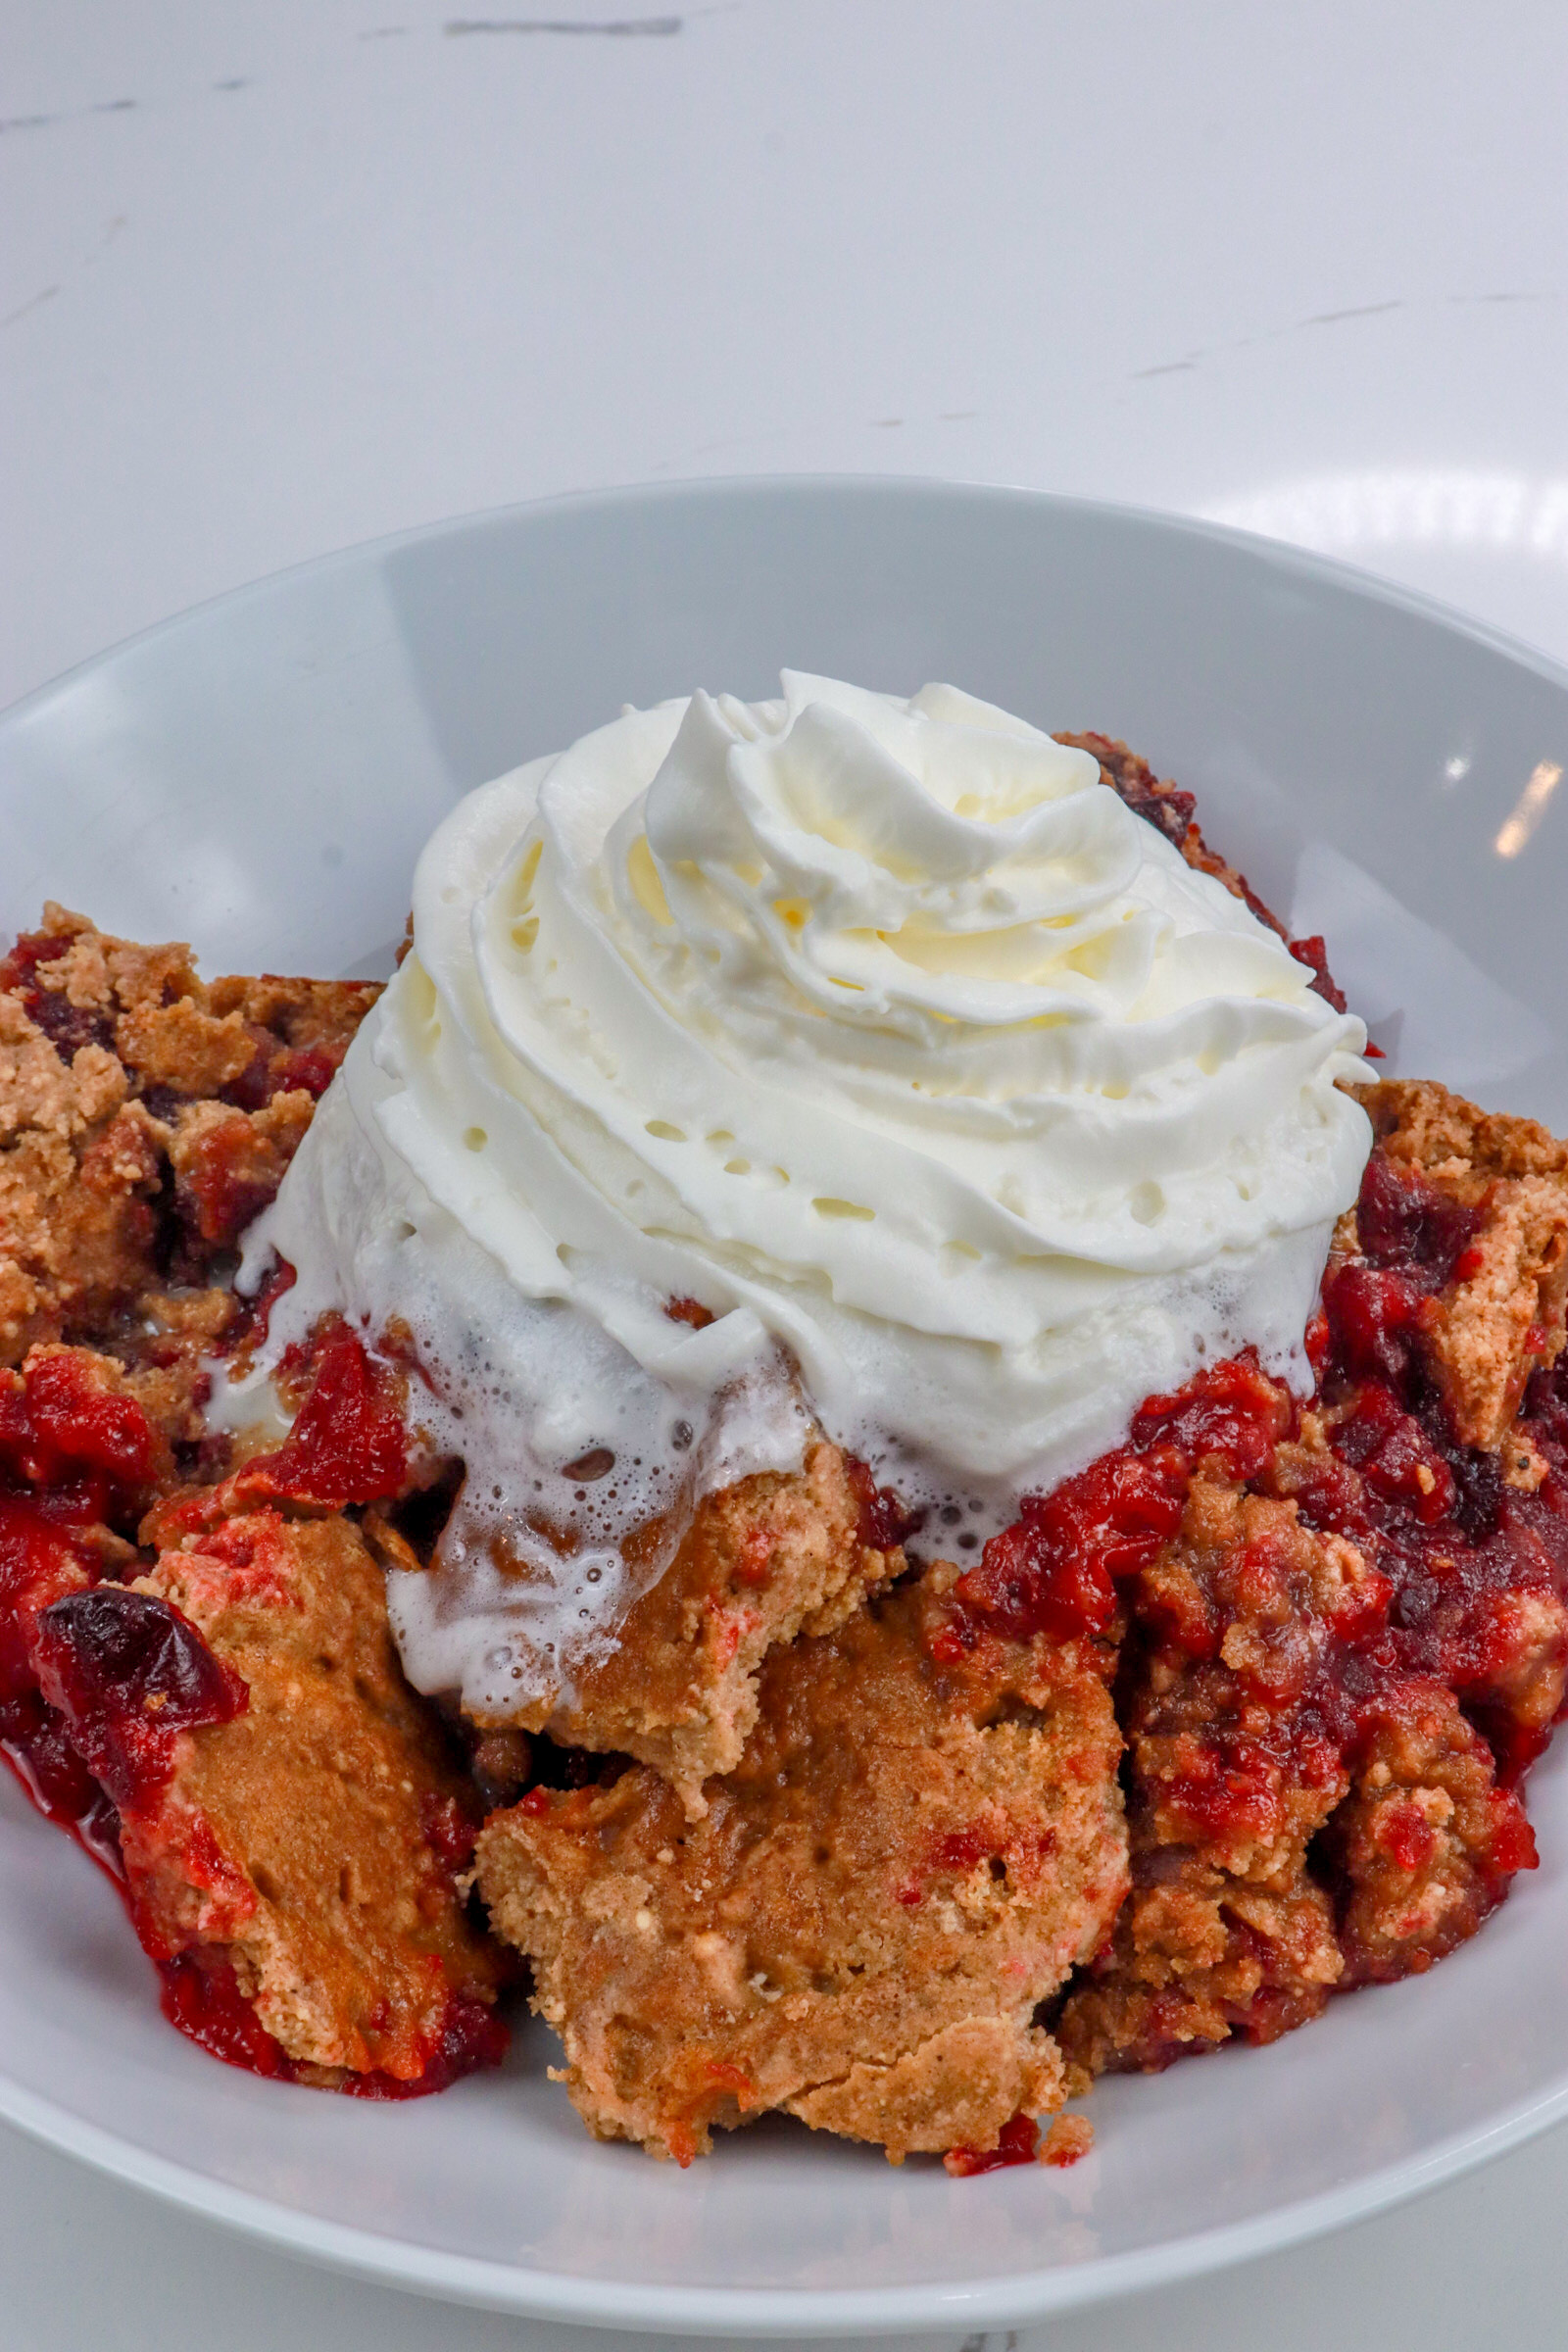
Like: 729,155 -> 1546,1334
944,2111 -> 1042,2177
33,1587 -> 248,1814
159,1951 -> 509,2098
936,1359 -> 1286,1660
844,1454 -> 926,1553
250,1323 -> 408,1505
0,1354 -> 162,1855
0,928 -> 115,1057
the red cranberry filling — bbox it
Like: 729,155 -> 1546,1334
948,1449 -> 1188,1651
33,1587 -> 248,1814
0,1688 -> 122,1867
1130,1355 -> 1291,1482
159,1950 -> 508,2097
0,1350 -> 156,1513
1105,1150 -> 1566,1982
937,1358 -> 1297,1661
845,1454 -> 925,1552
944,2110 -> 1040,2176
936,1144 -> 1568,2046
0,1355 -> 160,1753
251,1326 -> 407,1505
0,930 -> 116,1057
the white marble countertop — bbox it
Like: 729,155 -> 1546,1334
5,2 -> 1568,2342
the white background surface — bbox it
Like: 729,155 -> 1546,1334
5,2 -> 1568,2343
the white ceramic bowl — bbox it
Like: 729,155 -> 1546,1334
3,479 -> 1568,2338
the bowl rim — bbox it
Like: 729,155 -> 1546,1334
7,470 -> 1568,2333
9,469 -> 1568,732
0,2058 -> 1563,2335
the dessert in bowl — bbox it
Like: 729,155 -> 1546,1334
3,669 -> 1566,2179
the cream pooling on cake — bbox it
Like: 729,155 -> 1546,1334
226,673 -> 1373,1717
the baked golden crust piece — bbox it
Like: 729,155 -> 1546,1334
477,1560 -> 1126,2164
0,906 -> 378,1364
501,1439 -> 904,1816
0,989 -> 164,1357
98,1504 -> 508,2080
1353,1078 -> 1568,1448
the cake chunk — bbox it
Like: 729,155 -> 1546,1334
0,906 -> 379,1358
1351,1078 -> 1568,1448
490,1440 -> 905,1817
9,906 -> 378,1121
36,1501 -> 509,2086
0,987 -> 164,1357
477,1560 -> 1126,2164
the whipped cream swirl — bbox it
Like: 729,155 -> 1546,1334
235,674 -> 1372,1711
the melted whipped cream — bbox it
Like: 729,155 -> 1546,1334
228,674 -> 1373,1716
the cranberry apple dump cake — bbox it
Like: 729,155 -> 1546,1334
2,674 -> 1565,2174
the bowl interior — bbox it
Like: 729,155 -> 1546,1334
4,478 -> 1568,2330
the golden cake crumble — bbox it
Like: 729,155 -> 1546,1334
477,1560 -> 1126,2163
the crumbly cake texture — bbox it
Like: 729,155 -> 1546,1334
477,1560 -> 1127,2163
504,1440 -> 906,1816
1055,1077 -> 1568,2077
1358,1079 -> 1568,1447
0,906 -> 377,1365
104,1498 -> 506,2078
